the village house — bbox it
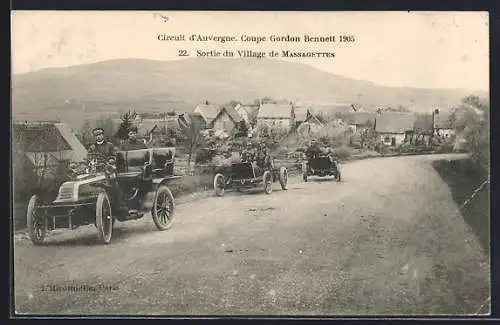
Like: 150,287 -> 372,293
312,103 -> 357,119
290,101 -> 309,128
374,112 -> 416,147
432,109 -> 455,138
408,113 -> 434,146
12,121 -> 88,179
236,103 -> 260,127
136,117 -> 182,145
208,104 -> 244,133
296,111 -> 325,136
347,112 -> 376,134
255,102 -> 294,131
193,101 -> 220,126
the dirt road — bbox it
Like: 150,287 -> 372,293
13,153 -> 490,316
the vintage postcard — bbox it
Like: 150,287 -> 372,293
11,11 -> 490,316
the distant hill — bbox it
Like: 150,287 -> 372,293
12,58 -> 487,129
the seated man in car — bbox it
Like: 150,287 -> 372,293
121,126 -> 148,151
87,127 -> 129,215
87,127 -> 118,172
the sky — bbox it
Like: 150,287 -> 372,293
11,11 -> 489,91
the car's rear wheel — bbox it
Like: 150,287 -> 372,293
214,173 -> 226,197
152,185 -> 175,230
279,167 -> 288,190
96,191 -> 113,244
27,194 -> 46,245
263,171 -> 273,194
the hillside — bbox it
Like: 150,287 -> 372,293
12,58 -> 486,129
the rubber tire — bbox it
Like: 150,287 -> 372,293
214,173 -> 226,197
96,191 -> 113,244
152,185 -> 175,231
279,167 -> 288,190
302,162 -> 308,182
263,171 -> 273,195
27,194 -> 45,245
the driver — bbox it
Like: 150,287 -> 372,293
87,127 -> 129,215
87,127 -> 118,170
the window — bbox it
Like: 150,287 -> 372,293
384,136 -> 390,143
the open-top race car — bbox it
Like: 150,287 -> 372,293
302,154 -> 342,182
213,153 -> 288,196
26,147 -> 180,245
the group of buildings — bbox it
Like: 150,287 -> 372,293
12,100 -> 461,180
132,100 -> 459,149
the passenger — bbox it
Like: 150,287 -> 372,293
121,126 -> 148,151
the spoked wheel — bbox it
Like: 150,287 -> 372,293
279,167 -> 288,190
152,185 -> 175,230
27,194 -> 46,245
263,171 -> 273,195
214,173 -> 226,197
96,191 -> 113,244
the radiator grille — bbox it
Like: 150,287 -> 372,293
57,183 -> 74,200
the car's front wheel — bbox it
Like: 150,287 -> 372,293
214,173 -> 226,197
27,194 -> 46,245
263,171 -> 273,194
96,191 -> 113,244
152,185 -> 175,230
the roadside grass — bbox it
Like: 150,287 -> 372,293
421,158 -> 491,315
432,159 -> 490,254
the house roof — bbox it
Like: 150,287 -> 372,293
304,113 -> 324,126
194,104 -> 220,121
257,103 -> 292,119
12,121 -> 88,161
313,103 -> 356,116
138,118 -> 182,136
414,114 -> 434,131
211,105 -> 243,126
349,112 -> 376,125
238,105 -> 260,117
137,120 -> 161,136
433,111 -> 454,129
375,112 -> 416,133
292,105 -> 309,121
13,122 -> 72,152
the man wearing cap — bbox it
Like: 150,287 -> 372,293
87,127 -> 118,169
87,127 -> 129,215
121,126 -> 148,151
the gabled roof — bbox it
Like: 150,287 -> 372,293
433,111 -> 454,129
257,103 -> 292,119
13,122 -> 71,152
312,103 -> 356,116
349,112 -> 376,126
209,105 -> 243,128
137,118 -> 182,136
194,103 -> 220,121
375,112 -> 416,133
238,104 -> 260,117
12,121 -> 87,161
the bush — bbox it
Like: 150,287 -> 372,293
195,148 -> 217,164
333,146 -> 352,160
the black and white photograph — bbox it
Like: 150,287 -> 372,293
11,11 -> 490,316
